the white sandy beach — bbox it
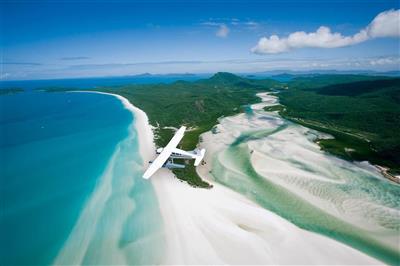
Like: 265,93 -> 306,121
117,92 -> 382,265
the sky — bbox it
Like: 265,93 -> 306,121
1,0 -> 399,80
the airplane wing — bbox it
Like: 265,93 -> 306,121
142,126 -> 186,179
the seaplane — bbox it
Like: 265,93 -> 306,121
143,126 -> 206,179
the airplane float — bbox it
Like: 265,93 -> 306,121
143,126 -> 206,179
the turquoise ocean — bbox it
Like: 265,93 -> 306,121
0,75 -> 185,265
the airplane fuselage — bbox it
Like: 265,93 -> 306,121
143,126 -> 206,179
163,160 -> 185,169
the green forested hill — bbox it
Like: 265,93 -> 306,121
279,76 -> 400,174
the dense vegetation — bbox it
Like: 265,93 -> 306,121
100,72 -> 281,187
279,75 -> 400,175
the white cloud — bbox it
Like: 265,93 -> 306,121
369,56 -> 400,66
252,9 -> 400,54
4,55 -> 399,80
0,73 -> 11,80
245,21 -> 259,27
201,18 -> 260,37
216,24 -> 230,38
366,9 -> 400,38
201,21 -> 220,26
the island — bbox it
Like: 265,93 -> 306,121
0,88 -> 24,95
42,72 -> 400,185
36,72 -> 400,265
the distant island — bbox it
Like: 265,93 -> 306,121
0,88 -> 24,95
41,72 -> 400,185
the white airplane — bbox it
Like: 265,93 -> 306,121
143,126 -> 206,179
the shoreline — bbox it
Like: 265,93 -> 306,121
56,91 -> 164,265
69,91 -> 157,166
197,91 -> 398,264
101,91 -> 381,264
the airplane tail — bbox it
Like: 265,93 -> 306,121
194,148 -> 206,166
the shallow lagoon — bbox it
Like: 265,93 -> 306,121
205,93 -> 400,264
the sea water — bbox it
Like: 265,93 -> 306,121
0,74 -> 210,91
208,93 -> 400,265
0,91 -> 163,265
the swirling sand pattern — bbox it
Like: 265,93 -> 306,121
206,93 -> 400,265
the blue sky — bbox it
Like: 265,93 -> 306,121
1,0 -> 399,80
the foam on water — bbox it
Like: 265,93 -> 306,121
202,93 -> 400,264
1,91 -> 134,265
54,94 -> 165,265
